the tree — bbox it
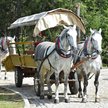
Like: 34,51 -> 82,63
0,0 -> 108,65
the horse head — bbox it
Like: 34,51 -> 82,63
66,25 -> 77,50
0,36 -> 16,54
61,25 -> 77,51
55,25 -> 77,58
90,28 -> 102,54
83,28 -> 102,57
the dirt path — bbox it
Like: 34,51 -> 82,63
0,68 -> 108,108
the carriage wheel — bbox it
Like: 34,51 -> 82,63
15,67 -> 23,87
34,71 -> 40,96
69,71 -> 79,95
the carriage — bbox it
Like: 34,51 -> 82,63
2,8 -> 85,96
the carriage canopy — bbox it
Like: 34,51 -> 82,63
8,8 -> 85,36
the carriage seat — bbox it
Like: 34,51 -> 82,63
24,50 -> 34,55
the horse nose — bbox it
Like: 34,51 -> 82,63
73,46 -> 77,52
99,50 -> 102,54
75,46 -> 77,50
73,43 -> 77,50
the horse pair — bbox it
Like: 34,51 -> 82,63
35,25 -> 102,103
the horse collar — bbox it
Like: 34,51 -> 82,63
83,37 -> 98,59
83,37 -> 90,56
55,37 -> 71,58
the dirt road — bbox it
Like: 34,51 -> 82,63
0,68 -> 108,108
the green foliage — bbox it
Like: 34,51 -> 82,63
0,0 -> 108,65
0,87 -> 24,108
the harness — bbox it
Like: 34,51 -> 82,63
55,36 -> 72,58
72,35 -> 100,70
38,28 -> 76,73
83,36 -> 98,59
38,35 -> 73,73
45,47 -> 57,71
38,46 -> 56,74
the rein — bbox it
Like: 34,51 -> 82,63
71,56 -> 90,70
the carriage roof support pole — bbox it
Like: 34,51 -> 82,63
15,27 -> 20,56
76,3 -> 81,43
21,27 -> 25,54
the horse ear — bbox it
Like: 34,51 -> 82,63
73,25 -> 76,29
63,25 -> 68,29
13,35 -> 16,40
99,28 -> 102,34
90,28 -> 94,34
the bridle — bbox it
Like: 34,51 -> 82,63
55,30 -> 76,58
55,36 -> 71,58
83,33 -> 101,59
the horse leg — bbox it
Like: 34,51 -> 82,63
46,71 -> 53,99
54,72 -> 60,103
82,71 -> 88,103
0,64 -> 1,79
0,62 -> 7,80
77,72 -> 83,98
39,67 -> 45,99
4,71 -> 7,80
78,79 -> 83,98
64,72 -> 70,103
94,70 -> 100,102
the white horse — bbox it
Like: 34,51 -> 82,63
34,25 -> 77,103
0,36 -> 16,79
76,28 -> 102,102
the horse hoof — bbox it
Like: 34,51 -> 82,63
40,95 -> 44,99
95,97 -> 100,102
95,99 -> 97,102
47,95 -> 52,99
4,77 -> 7,80
65,99 -> 70,103
54,99 -> 59,103
78,94 -> 83,98
81,98 -> 87,103
36,93 -> 40,97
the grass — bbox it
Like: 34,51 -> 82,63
0,87 -> 24,108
